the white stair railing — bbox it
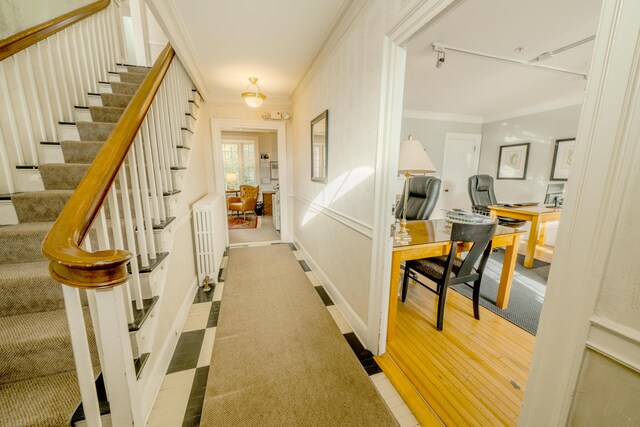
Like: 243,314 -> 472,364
0,1 -> 125,194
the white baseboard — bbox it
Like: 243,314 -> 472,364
293,238 -> 369,348
0,200 -> 18,225
140,276 -> 198,423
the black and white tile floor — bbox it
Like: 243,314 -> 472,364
147,243 -> 419,426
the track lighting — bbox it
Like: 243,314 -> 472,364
433,44 -> 446,69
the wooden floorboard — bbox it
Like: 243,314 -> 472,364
383,281 -> 535,426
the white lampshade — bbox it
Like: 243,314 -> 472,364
398,135 -> 437,173
226,173 -> 237,182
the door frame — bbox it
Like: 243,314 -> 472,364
370,0 -> 636,424
211,118 -> 290,244
437,132 -> 482,215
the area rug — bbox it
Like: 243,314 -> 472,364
227,214 -> 258,229
200,245 -> 396,426
451,249 -> 549,335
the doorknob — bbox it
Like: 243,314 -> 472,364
444,189 -> 450,192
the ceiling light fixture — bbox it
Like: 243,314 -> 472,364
241,77 -> 266,108
431,42 -> 588,78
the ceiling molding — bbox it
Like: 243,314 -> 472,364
482,95 -> 584,123
291,0 -> 369,99
146,0 -> 210,100
403,109 -> 484,123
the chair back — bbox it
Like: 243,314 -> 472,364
239,185 -> 259,200
396,176 -> 441,220
450,222 -> 497,277
468,175 -> 497,210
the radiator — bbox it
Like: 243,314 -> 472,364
192,194 -> 228,284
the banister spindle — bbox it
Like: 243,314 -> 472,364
0,128 -> 15,193
141,117 -> 161,225
107,187 -> 134,323
133,133 -> 158,258
127,144 -> 150,268
61,31 -> 82,107
22,50 -> 47,144
118,165 -> 144,310
53,34 -> 74,120
0,61 -> 26,165
11,54 -> 39,165
34,44 -> 58,140
148,104 -> 168,222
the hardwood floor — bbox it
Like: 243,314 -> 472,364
383,282 -> 535,426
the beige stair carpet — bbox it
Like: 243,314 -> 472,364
200,245 -> 397,426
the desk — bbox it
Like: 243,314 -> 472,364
387,219 -> 524,341
262,191 -> 275,215
489,205 -> 561,268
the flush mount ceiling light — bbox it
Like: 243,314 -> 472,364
241,77 -> 266,108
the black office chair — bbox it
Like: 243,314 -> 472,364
468,175 -> 526,228
401,222 -> 497,331
395,176 -> 441,220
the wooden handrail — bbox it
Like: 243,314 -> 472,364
0,0 -> 110,61
42,43 -> 175,289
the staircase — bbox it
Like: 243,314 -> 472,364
0,65 -> 135,426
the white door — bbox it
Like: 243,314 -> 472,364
436,132 -> 482,216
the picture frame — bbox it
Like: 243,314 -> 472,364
497,142 -> 530,180
550,138 -> 576,181
260,152 -> 270,160
311,110 -> 328,182
270,161 -> 279,180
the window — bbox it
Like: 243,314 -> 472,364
222,140 -> 257,189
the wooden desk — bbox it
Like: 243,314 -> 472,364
262,191 -> 275,215
387,219 -> 523,342
489,205 -> 561,268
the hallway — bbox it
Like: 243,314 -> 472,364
147,244 -> 419,426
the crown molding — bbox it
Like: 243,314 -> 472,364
291,0 -> 370,99
402,109 -> 484,123
482,95 -> 584,123
145,0 -> 209,100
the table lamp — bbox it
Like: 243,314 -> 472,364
396,135 -> 437,243
226,173 -> 238,190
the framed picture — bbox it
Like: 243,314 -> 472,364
550,138 -> 576,181
311,110 -> 328,182
497,143 -> 530,180
260,152 -> 270,160
270,161 -> 279,180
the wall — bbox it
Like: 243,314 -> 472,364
478,104 -> 582,203
0,0 -> 93,39
290,0 -> 421,345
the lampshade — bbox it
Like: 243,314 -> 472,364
398,135 -> 437,173
226,172 -> 238,182
241,77 -> 266,108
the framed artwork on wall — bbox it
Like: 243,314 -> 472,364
311,110 -> 328,182
270,161 -> 279,180
497,142 -> 530,180
550,138 -> 576,181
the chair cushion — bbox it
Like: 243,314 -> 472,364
228,202 -> 243,211
406,255 -> 475,282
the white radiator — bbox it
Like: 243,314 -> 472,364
192,194 -> 228,284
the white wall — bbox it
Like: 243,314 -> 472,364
478,104 -> 582,203
290,0 -> 422,346
0,0 -> 92,39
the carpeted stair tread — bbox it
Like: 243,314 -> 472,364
40,163 -> 90,190
0,306 -> 97,385
0,369 -> 98,427
76,121 -> 116,142
126,65 -> 150,74
0,261 -> 71,317
0,222 -> 52,265
119,71 -> 146,84
89,106 -> 125,123
12,190 -> 73,223
61,140 -> 104,164
110,81 -> 140,95
101,92 -> 133,108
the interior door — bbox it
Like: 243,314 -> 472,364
437,132 -> 482,215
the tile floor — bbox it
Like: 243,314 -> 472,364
146,243 -> 419,426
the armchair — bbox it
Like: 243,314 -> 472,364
227,185 -> 259,219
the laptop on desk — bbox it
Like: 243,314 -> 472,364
498,202 -> 539,208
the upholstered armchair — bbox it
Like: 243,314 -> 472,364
227,185 -> 259,219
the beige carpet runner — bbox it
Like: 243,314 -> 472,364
200,245 -> 396,426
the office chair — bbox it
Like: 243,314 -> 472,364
395,176 -> 441,220
401,221 -> 497,331
468,175 -> 526,228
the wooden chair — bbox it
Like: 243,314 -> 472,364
401,221 -> 497,331
227,185 -> 259,219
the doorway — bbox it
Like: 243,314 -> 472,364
436,132 -> 482,216
211,118 -> 290,246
